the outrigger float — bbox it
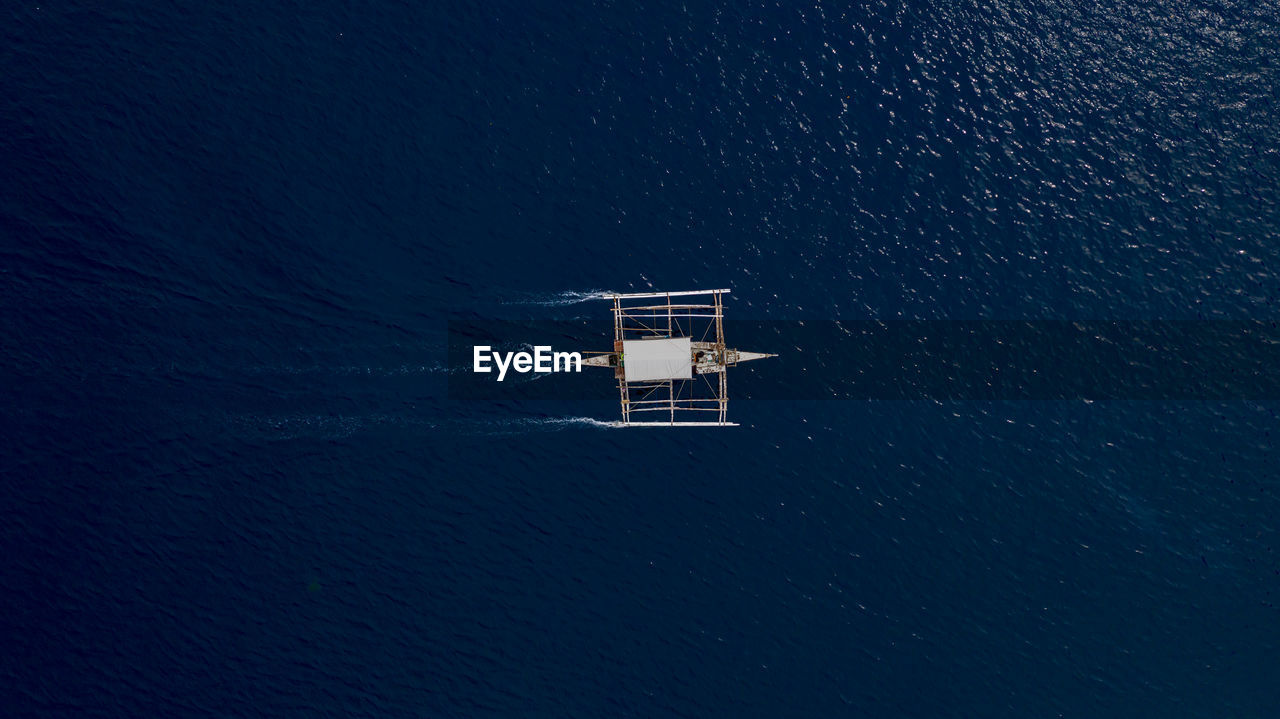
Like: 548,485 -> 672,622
581,289 -> 774,427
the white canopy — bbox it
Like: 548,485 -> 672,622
622,337 -> 692,382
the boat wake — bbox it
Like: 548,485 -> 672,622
501,289 -> 618,306
467,416 -> 623,434
244,363 -> 458,377
226,413 -> 620,440
533,416 -> 623,429
227,413 -> 437,440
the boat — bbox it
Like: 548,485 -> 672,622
581,289 -> 775,426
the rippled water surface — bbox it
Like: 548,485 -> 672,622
3,1 -> 1279,716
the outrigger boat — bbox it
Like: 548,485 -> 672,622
581,289 -> 775,426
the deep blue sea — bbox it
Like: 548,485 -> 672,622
4,1 -> 1280,716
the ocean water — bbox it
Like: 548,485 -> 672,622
3,0 -> 1280,716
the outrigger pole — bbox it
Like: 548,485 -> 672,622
581,289 -> 775,427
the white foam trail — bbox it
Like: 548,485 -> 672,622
535,417 -> 623,429
227,413 -> 438,440
243,363 -> 459,377
224,412 -> 619,440
467,416 -> 623,434
501,289 -> 618,306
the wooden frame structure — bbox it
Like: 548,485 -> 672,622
581,289 -> 774,427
